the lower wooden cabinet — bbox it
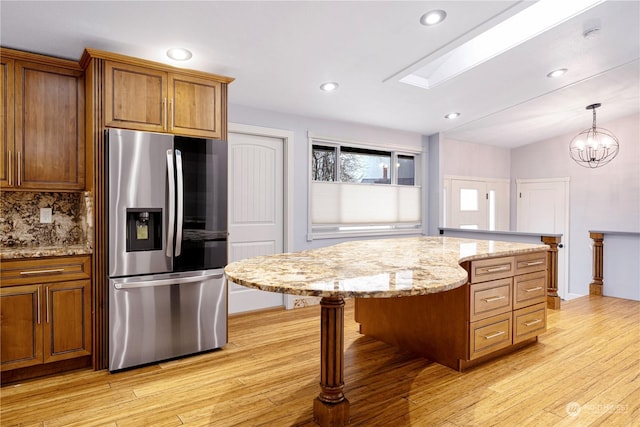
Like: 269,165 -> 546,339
355,251 -> 548,371
469,312 -> 512,360
0,256 -> 91,372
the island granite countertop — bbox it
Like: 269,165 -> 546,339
224,236 -> 549,298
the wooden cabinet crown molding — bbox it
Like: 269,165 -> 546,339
80,48 -> 234,84
1,47 -> 82,71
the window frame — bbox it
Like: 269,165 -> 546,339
308,134 -> 424,240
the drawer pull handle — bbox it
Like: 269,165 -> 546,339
484,331 -> 505,340
20,268 -> 65,275
483,295 -> 506,303
485,265 -> 510,273
524,319 -> 542,327
525,261 -> 544,266
525,286 -> 543,293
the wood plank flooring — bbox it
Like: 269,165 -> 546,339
1,295 -> 638,426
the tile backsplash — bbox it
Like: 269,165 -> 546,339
0,191 -> 92,248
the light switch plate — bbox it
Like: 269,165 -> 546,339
40,207 -> 53,223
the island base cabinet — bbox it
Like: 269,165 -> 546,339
469,312 -> 512,360
355,252 -> 548,372
513,302 -> 547,344
355,285 -> 469,372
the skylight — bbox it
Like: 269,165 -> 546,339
399,0 -> 604,90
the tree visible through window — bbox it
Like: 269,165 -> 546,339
312,145 -> 402,184
311,145 -> 336,181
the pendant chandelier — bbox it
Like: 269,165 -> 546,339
569,103 -> 619,168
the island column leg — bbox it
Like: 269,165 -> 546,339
313,296 -> 350,426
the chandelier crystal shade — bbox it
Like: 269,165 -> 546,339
569,103 -> 619,168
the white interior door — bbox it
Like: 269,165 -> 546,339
228,132 -> 284,314
450,179 -> 488,230
516,178 -> 570,299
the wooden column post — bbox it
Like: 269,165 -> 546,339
314,296 -> 349,426
541,235 -> 561,310
589,232 -> 604,295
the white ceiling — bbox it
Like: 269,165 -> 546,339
1,1 -> 638,148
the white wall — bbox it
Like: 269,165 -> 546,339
228,103 -> 425,251
510,113 -> 640,297
441,137 -> 511,179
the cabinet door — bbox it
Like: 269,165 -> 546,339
105,61 -> 167,132
0,57 -> 15,188
0,285 -> 43,371
169,73 -> 222,139
44,280 -> 92,363
14,61 -> 85,190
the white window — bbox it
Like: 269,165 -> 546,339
308,136 -> 422,240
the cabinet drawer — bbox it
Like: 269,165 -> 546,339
513,302 -> 546,344
515,252 -> 547,275
514,271 -> 547,310
0,256 -> 91,286
470,256 -> 514,283
469,312 -> 512,360
470,278 -> 512,321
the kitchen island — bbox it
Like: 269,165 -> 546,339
224,236 -> 549,426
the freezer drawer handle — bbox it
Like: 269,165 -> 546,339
114,273 -> 224,289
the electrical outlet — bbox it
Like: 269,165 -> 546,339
40,207 -> 53,223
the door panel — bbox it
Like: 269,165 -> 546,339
15,61 -> 84,190
174,136 -> 228,271
0,285 -> 42,371
0,57 -> 14,188
105,61 -> 166,132
228,132 -> 284,314
451,179 -> 487,229
169,74 -> 221,139
45,280 -> 91,363
107,129 -> 173,277
517,179 -> 569,299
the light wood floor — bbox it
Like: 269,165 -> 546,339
1,295 -> 638,426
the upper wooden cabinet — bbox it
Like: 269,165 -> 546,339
0,48 -> 85,191
104,61 -> 166,133
88,49 -> 233,140
0,56 -> 15,188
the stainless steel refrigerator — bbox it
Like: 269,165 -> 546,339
106,128 -> 227,371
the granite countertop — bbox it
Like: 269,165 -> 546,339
0,244 -> 93,260
224,236 -> 549,298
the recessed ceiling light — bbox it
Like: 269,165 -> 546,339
166,48 -> 193,61
320,82 -> 339,92
547,68 -> 568,78
420,10 -> 447,26
445,112 -> 460,119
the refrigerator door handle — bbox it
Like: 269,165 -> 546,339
166,149 -> 176,258
175,149 -> 184,256
114,272 -> 224,290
